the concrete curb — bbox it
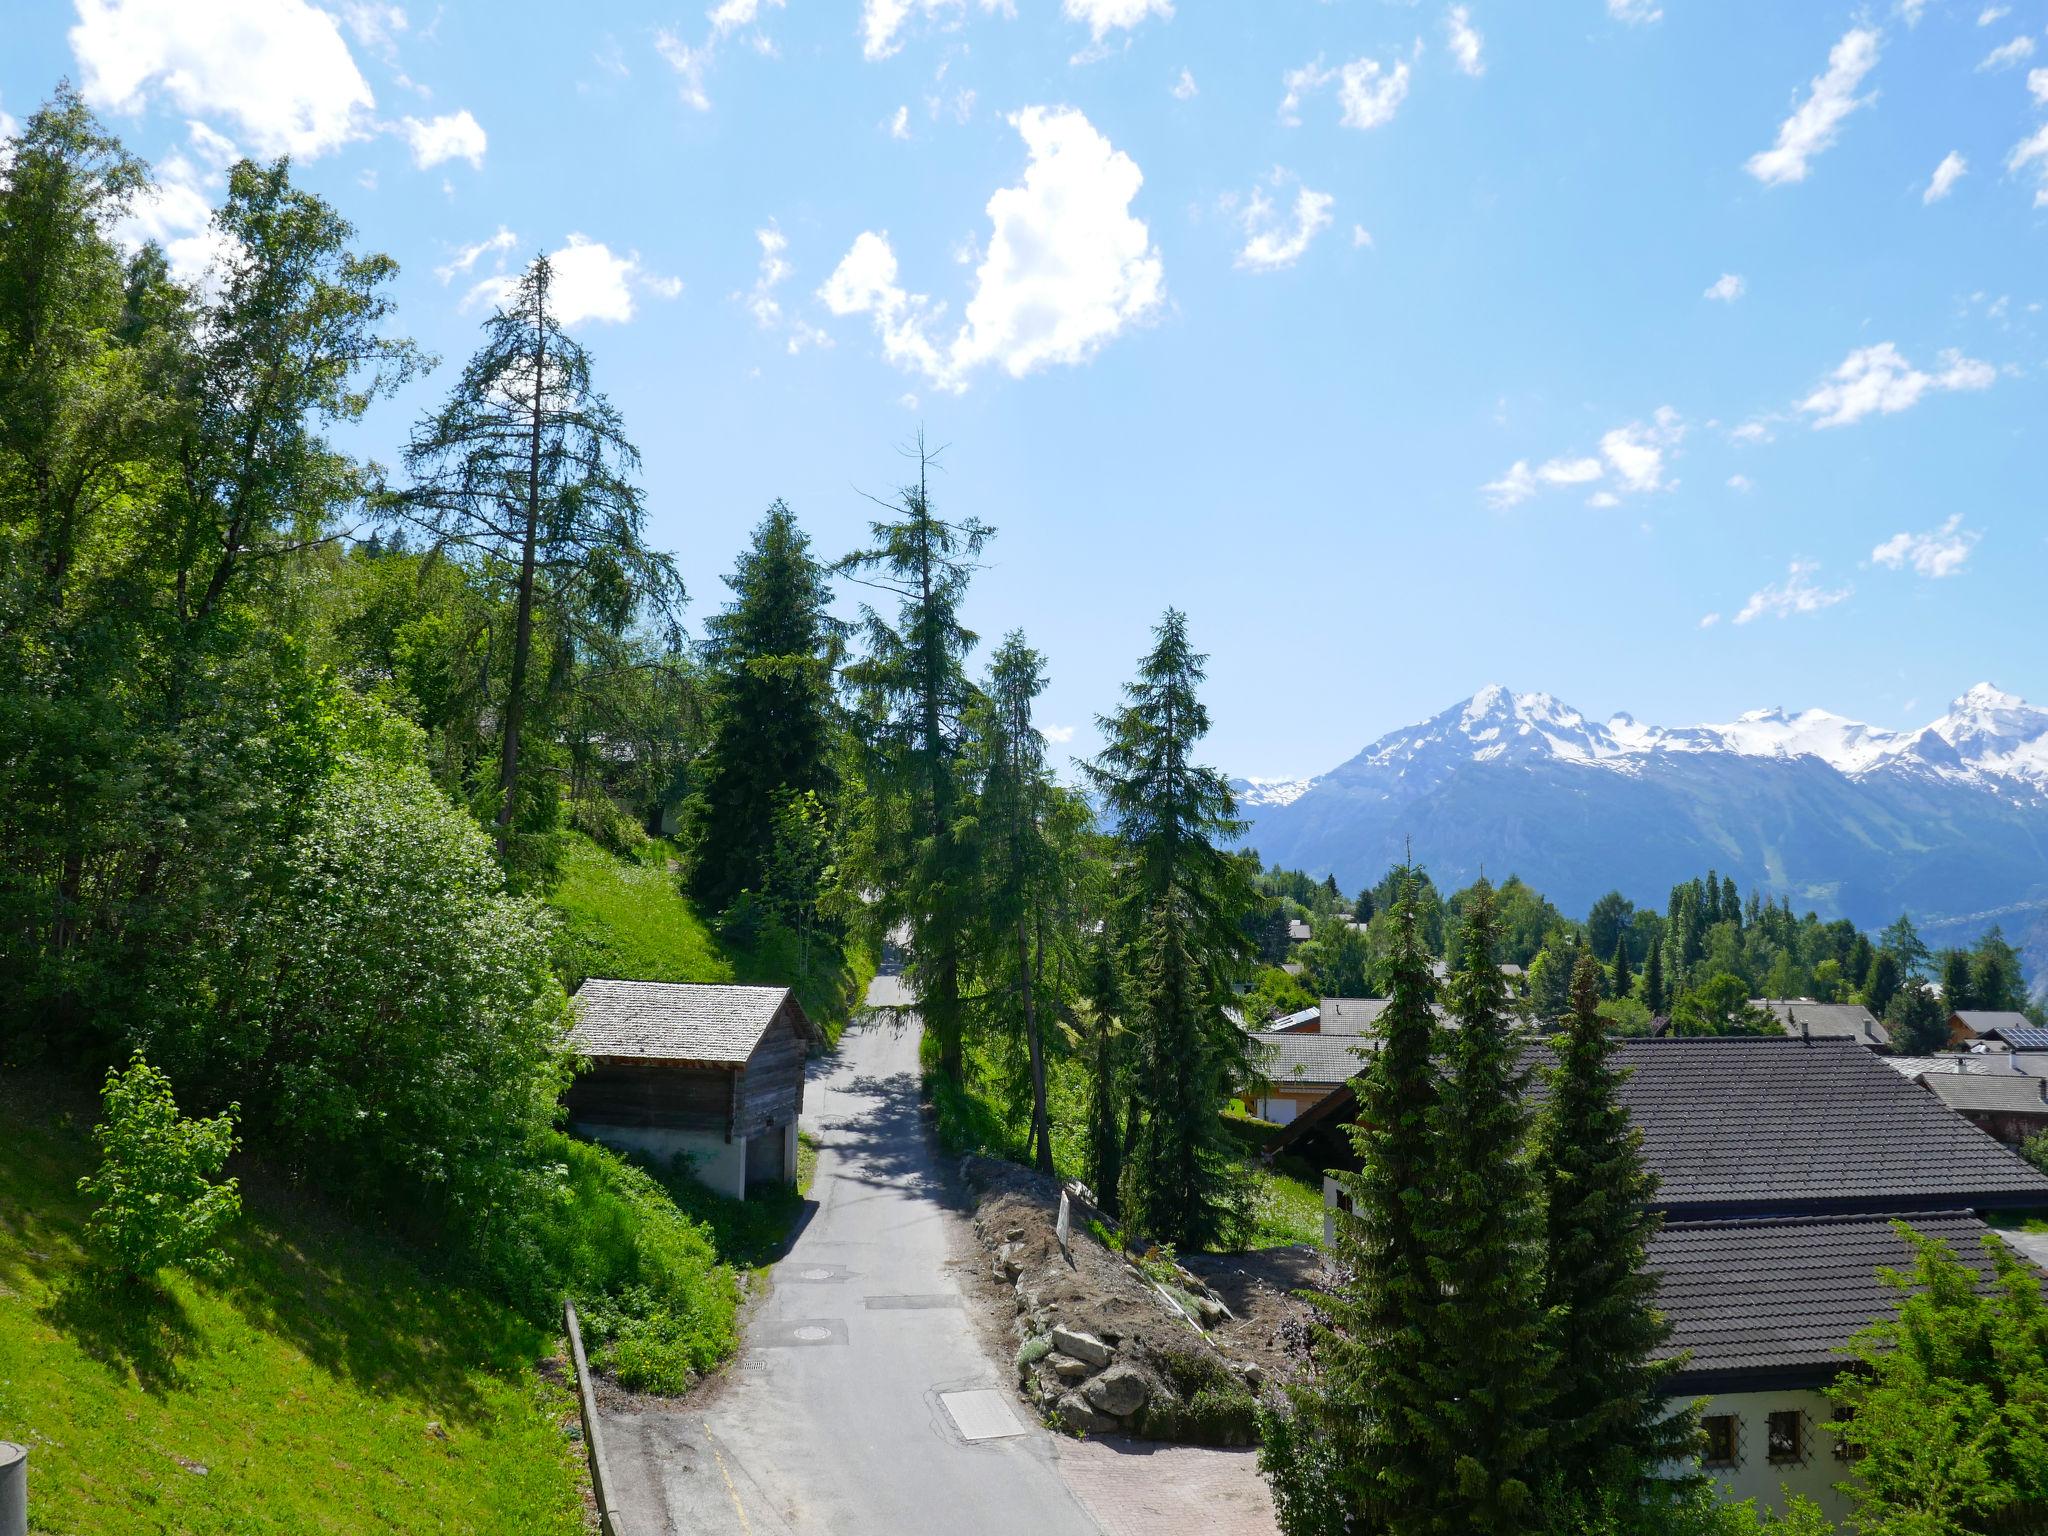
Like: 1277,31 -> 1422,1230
564,1299 -> 628,1536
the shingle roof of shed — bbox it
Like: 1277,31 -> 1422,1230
1922,1073 -> 2048,1116
1614,1038 -> 2048,1215
1650,1210 -> 2018,1391
1954,1010 -> 2034,1034
570,979 -> 799,1064
1251,1032 -> 1376,1089
1750,999 -> 1888,1048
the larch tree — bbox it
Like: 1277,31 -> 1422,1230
1414,880 -> 1554,1535
1536,954 -> 1691,1523
1085,608 -> 1254,1249
837,435 -> 990,1082
683,500 -> 840,915
395,253 -> 681,863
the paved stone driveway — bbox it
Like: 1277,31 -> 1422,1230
1056,1439 -> 1278,1536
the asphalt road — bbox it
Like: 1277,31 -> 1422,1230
601,1011 -> 1107,1536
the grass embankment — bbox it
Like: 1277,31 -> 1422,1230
549,832 -> 873,1044
923,1036 -> 1326,1250
0,1078 -> 585,1536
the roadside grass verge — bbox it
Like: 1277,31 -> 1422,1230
548,832 -> 873,1044
0,1077 -> 586,1536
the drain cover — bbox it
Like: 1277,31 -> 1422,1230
940,1390 -> 1026,1442
758,1318 -> 849,1348
794,1325 -> 834,1342
863,1293 -> 963,1310
782,1262 -> 851,1283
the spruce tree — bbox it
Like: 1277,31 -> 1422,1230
1938,949 -> 1975,1013
1536,955 -> 1690,1523
1885,983 -> 1949,1055
1642,940 -> 1667,1017
1414,881 -> 1553,1535
1085,609 -> 1255,1247
1610,933 -> 1634,1001
1081,928 -> 1126,1211
838,437 -> 991,1080
683,501 -> 839,914
1863,949 -> 1901,1017
1276,877 -> 1443,1529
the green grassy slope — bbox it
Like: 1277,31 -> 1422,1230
0,1079 -> 586,1536
549,832 -> 873,1042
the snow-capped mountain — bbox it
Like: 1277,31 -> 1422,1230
1231,685 -> 2048,991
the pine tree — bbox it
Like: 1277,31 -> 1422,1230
1085,609 -> 1255,1247
1536,955 -> 1691,1523
1080,928 -> 1126,1211
1720,874 -> 1740,930
684,501 -> 840,914
1885,983 -> 1950,1055
1413,881 -> 1553,1534
838,436 -> 991,1081
1610,933 -> 1633,1000
1642,940 -> 1667,1016
1938,949 -> 1975,1013
1863,949 -> 1901,1017
1971,927 -> 2025,1013
1276,877 -> 1443,1530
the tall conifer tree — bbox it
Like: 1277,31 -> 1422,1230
1610,933 -> 1634,1001
1414,881 -> 1553,1535
1536,955 -> 1690,1522
683,501 -> 839,914
1086,609 -> 1254,1246
1642,940 -> 1667,1016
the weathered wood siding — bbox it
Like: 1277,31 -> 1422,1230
565,1059 -> 736,1134
734,999 -> 808,1140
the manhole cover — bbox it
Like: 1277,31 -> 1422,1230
794,1325 -> 834,1342
863,1294 -> 963,1310
940,1390 -> 1026,1442
782,1262 -> 851,1283
759,1318 -> 849,1348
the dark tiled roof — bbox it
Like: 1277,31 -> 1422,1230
1650,1211 -> 2020,1391
1954,1010 -> 2034,1036
1751,999 -> 1888,1048
1320,997 -> 1391,1035
1251,1032 -> 1376,1089
570,979 -> 801,1064
1613,1038 -> 2048,1216
1922,1073 -> 2048,1117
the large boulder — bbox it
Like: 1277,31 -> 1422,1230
1056,1392 -> 1121,1436
1081,1363 -> 1149,1418
1050,1326 -> 1113,1367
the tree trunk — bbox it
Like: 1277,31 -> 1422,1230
1020,914 -> 1053,1174
495,297 -> 546,862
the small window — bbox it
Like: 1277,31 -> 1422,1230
1701,1414 -> 1740,1469
1767,1410 -> 1804,1466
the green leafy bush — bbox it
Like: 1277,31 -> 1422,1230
2021,1129 -> 2048,1177
78,1054 -> 241,1282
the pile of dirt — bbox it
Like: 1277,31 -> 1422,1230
958,1155 -> 1325,1444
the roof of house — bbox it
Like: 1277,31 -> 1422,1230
1983,1025 -> 2048,1052
569,979 -> 806,1065
1750,999 -> 1888,1049
1320,997 -> 1392,1035
1617,1038 -> 2048,1215
1287,919 -> 1312,942
1251,1031 -> 1375,1090
1650,1210 -> 2019,1392
1884,1054 -> 1969,1079
1953,1010 -> 2034,1034
1921,1072 -> 2048,1117
1267,1006 -> 1322,1033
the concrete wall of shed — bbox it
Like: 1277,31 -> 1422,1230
1675,1389 -> 1853,1527
574,1121 -> 749,1200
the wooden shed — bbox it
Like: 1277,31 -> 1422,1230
564,979 -> 815,1199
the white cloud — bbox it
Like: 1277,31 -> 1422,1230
1871,514 -> 1978,577
1923,150 -> 1967,203
435,226 -> 519,283
1729,419 -> 1774,444
1979,35 -> 2036,69
0,95 -> 18,153
1280,53 -> 1410,129
888,104 -> 911,139
741,223 -> 829,352
1703,272 -> 1745,302
1063,0 -> 1172,42
820,105 -> 1162,390
1352,223 -> 1374,248
655,30 -> 713,110
1744,27 -> 1880,187
70,0 -> 375,158
463,233 -> 679,327
1734,560 -> 1851,624
1235,176 -> 1335,272
860,0 -> 1012,62
1699,612 -> 1722,629
1608,0 -> 1662,22
1727,473 -> 1753,492
1896,0 -> 1928,22
116,150 -> 234,286
1797,342 -> 1995,428
1979,5 -> 2011,22
1445,5 -> 1484,76
709,0 -> 786,39
2031,67 -> 2048,106
1481,406 -> 1682,508
401,109 -> 486,170
1172,68 -> 1198,100
1042,723 -> 1077,744
2009,121 -> 2048,205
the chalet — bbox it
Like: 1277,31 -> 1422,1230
1286,919 -> 1313,944
1267,1037 -> 2048,1523
1750,998 -> 1888,1050
564,979 -> 814,1199
1919,1070 -> 2048,1148
1948,1008 -> 2034,1047
1240,1032 -> 1371,1124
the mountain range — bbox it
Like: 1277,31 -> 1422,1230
1231,684 -> 2048,992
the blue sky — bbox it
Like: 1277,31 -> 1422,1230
6,0 -> 2046,776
